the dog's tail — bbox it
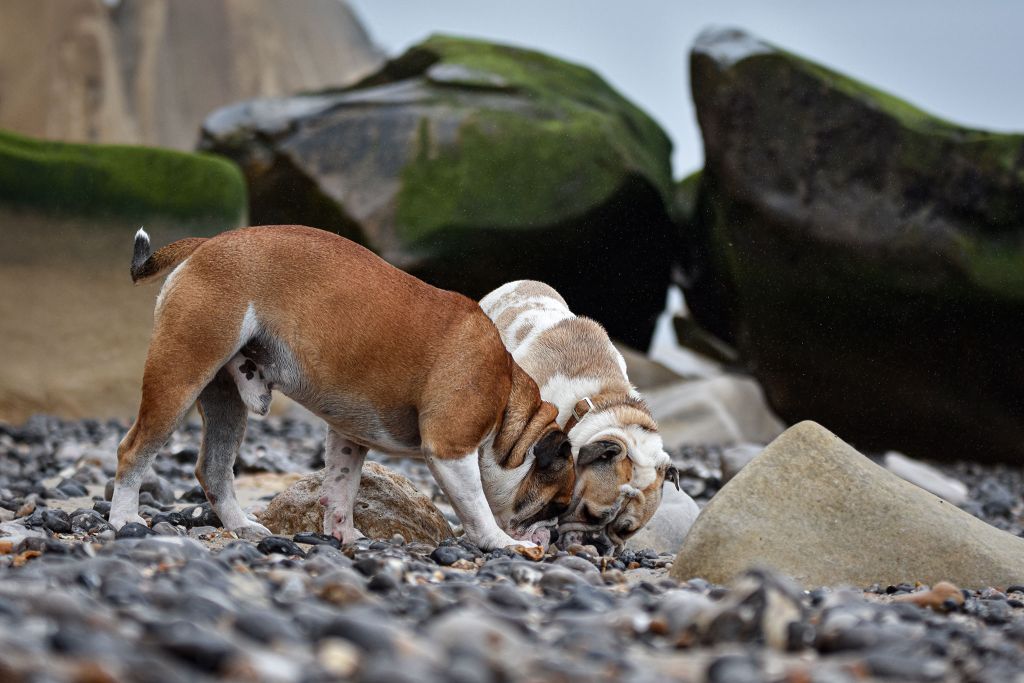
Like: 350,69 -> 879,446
130,228 -> 208,284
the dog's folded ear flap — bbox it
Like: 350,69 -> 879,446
535,430 -> 572,470
664,465 -> 681,491
578,440 -> 622,468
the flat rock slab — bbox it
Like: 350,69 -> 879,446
671,421 -> 1024,589
256,462 -> 453,545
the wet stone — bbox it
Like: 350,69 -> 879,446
55,478 -> 88,498
430,545 -> 465,566
706,654 -> 763,683
294,531 -> 341,548
179,484 -> 208,504
41,509 -> 71,534
116,522 -> 156,539
257,536 -> 306,557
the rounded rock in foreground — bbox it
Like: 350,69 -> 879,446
115,522 -> 155,539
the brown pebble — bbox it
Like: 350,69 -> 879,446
567,543 -> 601,557
894,581 -> 964,610
12,550 -> 41,567
0,540 -> 13,554
15,500 -> 35,518
512,545 -> 545,562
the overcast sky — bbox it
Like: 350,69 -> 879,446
349,0 -> 1023,178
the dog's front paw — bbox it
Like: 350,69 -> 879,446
232,521 -> 272,541
473,530 -> 530,551
321,503 -> 364,544
109,513 -> 147,530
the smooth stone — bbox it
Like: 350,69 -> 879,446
0,521 -> 47,541
257,462 -> 453,545
643,376 -> 784,450
70,510 -> 112,534
152,521 -> 184,537
178,484 -> 208,504
672,422 -> 1024,588
216,541 -> 265,565
698,568 -> 808,650
624,484 -> 700,554
41,509 -> 72,534
719,443 -> 763,484
294,532 -> 341,549
705,654 -> 762,683
652,590 -> 714,637
234,608 -> 305,644
56,479 -> 88,498
257,536 -> 306,558
150,620 -> 238,672
116,522 -> 155,539
430,546 -> 464,567
884,452 -> 968,505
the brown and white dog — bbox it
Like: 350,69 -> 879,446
480,281 -> 674,555
110,226 -> 575,550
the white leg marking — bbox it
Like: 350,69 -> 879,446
109,481 -> 146,529
320,431 -> 367,544
427,451 -> 533,551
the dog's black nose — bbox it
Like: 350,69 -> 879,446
589,534 -> 614,557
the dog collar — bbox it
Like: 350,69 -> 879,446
564,396 -> 596,433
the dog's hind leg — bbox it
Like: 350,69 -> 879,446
319,429 -> 367,544
195,369 -> 271,540
110,359 -> 213,530
110,300 -> 257,530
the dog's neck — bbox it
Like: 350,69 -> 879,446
565,389 -> 656,435
490,362 -> 558,470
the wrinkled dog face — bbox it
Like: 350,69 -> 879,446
556,419 -> 671,555
506,428 -> 576,546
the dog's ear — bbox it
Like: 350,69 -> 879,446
535,430 -> 572,471
578,440 -> 623,468
664,464 -> 681,491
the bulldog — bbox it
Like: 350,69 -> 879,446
110,226 -> 574,550
480,280 -> 676,555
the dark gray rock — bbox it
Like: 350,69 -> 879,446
201,35 -> 676,347
116,522 -> 155,539
685,27 -> 1024,463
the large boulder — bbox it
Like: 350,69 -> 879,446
684,28 -> 1024,462
0,0 -> 381,150
0,128 -> 246,225
200,35 -> 676,347
256,462 -> 454,545
671,422 -> 1024,588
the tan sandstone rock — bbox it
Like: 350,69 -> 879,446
0,0 -> 382,150
256,462 -> 453,545
671,421 -> 1024,588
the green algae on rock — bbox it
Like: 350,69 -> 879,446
684,27 -> 1024,463
0,128 -> 247,228
200,34 -> 676,347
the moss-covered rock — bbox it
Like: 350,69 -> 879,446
200,34 -> 675,347
0,128 -> 247,227
686,28 -> 1024,462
